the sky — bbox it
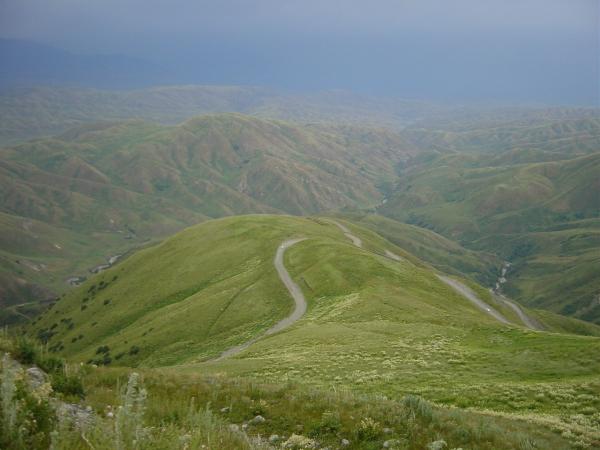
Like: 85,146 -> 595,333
0,0 -> 598,105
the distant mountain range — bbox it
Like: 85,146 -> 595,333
0,83 -> 451,145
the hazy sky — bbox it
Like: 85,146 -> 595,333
1,0 -> 598,104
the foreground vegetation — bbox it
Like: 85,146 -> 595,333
1,334 -> 585,449
20,215 -> 600,448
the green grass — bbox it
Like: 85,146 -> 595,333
0,113 -> 420,324
335,212 -> 502,286
0,334 -> 583,449
24,215 -> 600,448
379,148 -> 600,323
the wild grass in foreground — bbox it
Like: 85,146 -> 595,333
0,335 -> 581,449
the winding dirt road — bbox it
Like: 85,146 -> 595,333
385,250 -> 403,261
214,238 -> 307,360
493,293 -> 542,330
214,220 -> 539,361
436,275 -> 511,325
330,219 -> 538,330
329,220 -> 362,248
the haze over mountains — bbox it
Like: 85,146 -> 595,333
0,84 -> 450,145
1,2 -> 599,449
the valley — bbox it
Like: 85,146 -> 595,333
22,214 -> 600,448
1,1 -> 598,448
0,88 -> 598,449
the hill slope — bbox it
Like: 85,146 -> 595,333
380,149 -> 600,323
0,114 -> 415,322
27,215 -> 600,447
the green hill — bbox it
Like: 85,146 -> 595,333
332,212 -> 503,286
0,114 -> 415,322
380,149 -> 600,324
25,215 -> 600,447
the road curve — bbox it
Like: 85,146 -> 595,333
385,250 -> 404,261
214,238 -> 307,361
436,275 -> 511,325
329,220 -> 363,248
494,293 -> 542,330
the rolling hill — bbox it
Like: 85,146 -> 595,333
379,138 -> 600,323
26,214 -> 600,448
0,114 -> 417,323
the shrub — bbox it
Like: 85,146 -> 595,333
14,338 -> 37,364
51,372 -> 85,398
356,417 -> 382,441
282,433 -> 318,449
0,354 -> 56,450
115,372 -> 148,450
96,345 -> 110,355
37,355 -> 64,374
403,395 -> 433,424
310,410 -> 341,437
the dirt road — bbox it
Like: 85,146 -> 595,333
214,238 -> 307,360
329,220 -> 362,248
436,275 -> 511,325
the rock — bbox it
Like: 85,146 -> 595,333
241,423 -> 248,431
228,424 -> 240,432
220,406 -> 231,413
341,438 -> 350,447
383,440 -> 399,448
56,402 -> 94,428
383,427 -> 393,434
25,366 -> 48,390
250,414 -> 265,425
268,434 -> 280,443
427,440 -> 447,450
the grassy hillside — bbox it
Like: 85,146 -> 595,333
380,149 -> 600,323
1,336 -> 579,450
25,215 -> 600,448
333,212 -> 502,286
0,114 -> 416,322
0,210 -> 150,324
